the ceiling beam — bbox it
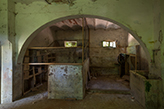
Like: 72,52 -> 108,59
105,21 -> 109,30
94,18 -> 96,30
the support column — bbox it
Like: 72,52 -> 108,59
0,0 -> 14,104
1,41 -> 13,104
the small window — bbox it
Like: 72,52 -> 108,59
102,40 -> 116,48
102,41 -> 109,47
64,41 -> 77,47
110,41 -> 116,48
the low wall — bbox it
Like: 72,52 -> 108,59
47,59 -> 90,100
130,70 -> 163,109
48,64 -> 83,100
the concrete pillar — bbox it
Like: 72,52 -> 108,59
1,41 -> 13,104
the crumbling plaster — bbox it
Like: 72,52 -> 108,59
15,0 -> 154,61
14,0 -> 159,101
1,0 -> 164,107
0,0 -> 15,104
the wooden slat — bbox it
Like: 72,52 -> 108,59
135,53 -> 137,71
35,72 -> 43,76
25,63 -> 82,65
28,46 -> 82,49
23,89 -> 31,95
33,67 -> 36,85
24,75 -> 33,80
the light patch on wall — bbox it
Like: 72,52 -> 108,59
64,41 -> 77,47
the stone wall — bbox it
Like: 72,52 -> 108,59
89,29 -> 128,75
48,64 -> 83,100
130,70 -> 163,109
54,30 -> 83,63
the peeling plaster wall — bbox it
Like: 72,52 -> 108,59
12,0 -> 162,102
130,70 -> 163,109
128,34 -> 148,71
1,0 -> 164,107
89,29 -> 128,75
15,0 -> 154,59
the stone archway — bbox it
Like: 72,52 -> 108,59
18,15 -> 151,66
15,15 -> 151,105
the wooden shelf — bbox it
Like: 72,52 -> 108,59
28,46 -> 82,49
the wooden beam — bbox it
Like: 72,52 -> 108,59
105,21 -> 109,30
33,66 -> 36,85
82,18 -> 84,63
28,46 -> 82,49
84,18 -> 89,30
25,63 -> 82,65
94,18 -> 96,30
62,20 -> 75,31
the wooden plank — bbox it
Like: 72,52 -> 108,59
31,84 -> 43,91
35,72 -> 43,76
23,71 -> 29,79
25,50 -> 29,56
135,53 -> 137,71
28,46 -> 82,49
23,64 -> 29,70
25,63 -> 82,65
37,56 -> 42,63
24,75 -> 33,80
36,51 -> 40,56
33,67 -> 36,85
23,89 -> 31,95
24,57 -> 29,63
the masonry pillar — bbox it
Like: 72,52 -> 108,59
0,0 -> 13,104
1,41 -> 13,104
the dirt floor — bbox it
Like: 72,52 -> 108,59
0,76 -> 144,109
0,92 -> 144,109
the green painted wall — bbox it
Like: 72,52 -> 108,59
12,0 -> 162,101
1,0 -> 164,107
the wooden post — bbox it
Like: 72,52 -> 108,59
82,18 -> 84,63
135,55 -> 137,71
33,66 -> 36,85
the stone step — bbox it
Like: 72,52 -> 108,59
87,89 -> 131,95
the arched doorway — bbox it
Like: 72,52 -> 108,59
16,15 -> 151,108
18,15 -> 150,65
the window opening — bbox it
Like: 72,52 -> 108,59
64,41 -> 77,47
